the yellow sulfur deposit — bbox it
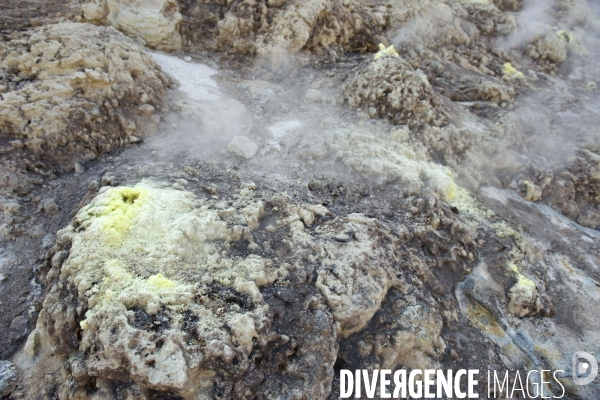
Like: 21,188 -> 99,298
98,187 -> 149,244
147,273 -> 177,289
104,259 -> 133,282
506,263 -> 540,317
502,63 -> 524,80
509,263 -> 536,289
446,181 -> 458,201
421,167 -> 458,202
374,43 -> 399,59
556,30 -> 588,56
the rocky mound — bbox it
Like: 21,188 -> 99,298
24,168 -> 600,399
342,55 -> 447,129
25,177 -> 479,398
0,22 -> 169,178
81,0 -> 390,68
81,0 -> 183,52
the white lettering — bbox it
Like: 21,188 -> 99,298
437,370 -> 453,398
363,369 -> 378,398
468,370 -> 479,398
492,370 -> 509,398
526,370 -> 539,398
393,370 -> 407,398
455,370 -> 467,399
409,369 -> 423,398
380,370 -> 392,398
540,370 -> 551,398
553,370 -> 565,399
424,369 -> 435,398
340,370 -> 353,398
510,371 -> 525,398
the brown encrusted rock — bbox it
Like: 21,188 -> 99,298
577,210 -> 600,230
525,30 -> 568,64
343,56 -> 447,128
0,22 -> 169,173
541,145 -> 600,225
459,1 -> 518,36
31,174 -> 485,398
177,0 -> 387,68
507,271 -> 542,318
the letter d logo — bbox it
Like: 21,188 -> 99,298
572,351 -> 598,386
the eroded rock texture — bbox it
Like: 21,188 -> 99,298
32,179 -> 482,398
343,56 -> 447,128
82,0 -> 183,51
0,22 -> 169,176
29,169 -> 600,399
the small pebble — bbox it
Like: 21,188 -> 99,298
129,135 -> 142,144
41,198 -> 59,214
101,174 -> 115,187
450,349 -> 459,361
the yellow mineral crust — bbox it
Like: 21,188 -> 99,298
502,62 -> 524,80
148,273 -> 177,289
374,43 -> 400,59
556,30 -> 588,56
509,263 -> 536,289
96,187 -> 150,244
506,263 -> 541,318
53,180 -> 289,361
317,125 -> 462,202
63,181 -> 285,309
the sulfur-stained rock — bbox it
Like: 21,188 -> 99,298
30,175 -> 485,398
0,22 -> 169,173
35,182 -> 277,396
506,264 -> 542,318
526,30 -> 568,64
33,181 -> 344,397
82,0 -> 183,51
287,120 -> 460,199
